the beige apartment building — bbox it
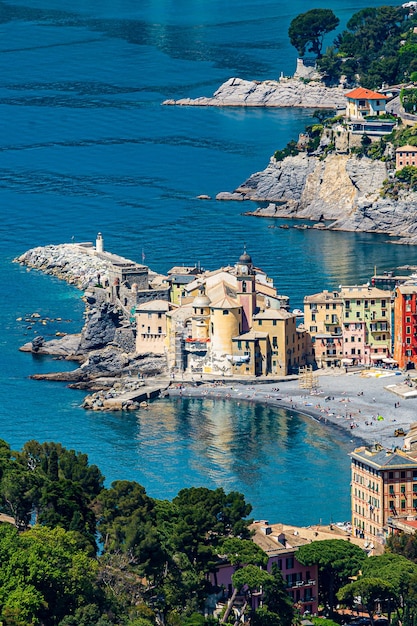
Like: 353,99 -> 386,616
351,446 -> 417,544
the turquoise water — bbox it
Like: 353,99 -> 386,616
0,0 -> 415,525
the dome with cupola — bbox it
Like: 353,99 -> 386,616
193,289 -> 211,308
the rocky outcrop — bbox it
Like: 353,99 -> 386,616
163,77 -> 348,109
220,152 -> 417,242
78,303 -> 122,353
15,243 -> 111,290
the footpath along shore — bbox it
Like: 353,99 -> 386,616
167,368 -> 417,450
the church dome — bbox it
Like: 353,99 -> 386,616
193,292 -> 211,308
238,250 -> 252,265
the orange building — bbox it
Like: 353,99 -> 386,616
394,283 -> 417,369
351,446 -> 417,544
345,87 -> 388,120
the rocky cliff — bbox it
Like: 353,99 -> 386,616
217,152 -> 417,242
163,77 -> 348,109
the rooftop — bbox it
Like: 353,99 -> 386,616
345,87 -> 389,100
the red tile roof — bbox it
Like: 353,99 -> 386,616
345,87 -> 389,100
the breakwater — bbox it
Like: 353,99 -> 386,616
16,243 -> 113,291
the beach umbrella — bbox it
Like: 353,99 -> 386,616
377,415 -> 384,421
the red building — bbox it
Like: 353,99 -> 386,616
394,283 -> 417,369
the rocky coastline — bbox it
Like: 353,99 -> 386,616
217,152 -> 417,243
15,243 -> 417,451
16,244 -> 167,410
163,77 -> 348,109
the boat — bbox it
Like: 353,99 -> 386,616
292,309 -> 304,317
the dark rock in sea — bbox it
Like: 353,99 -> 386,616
32,336 -> 45,352
78,303 -> 122,353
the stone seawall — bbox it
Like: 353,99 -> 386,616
16,243 -> 111,291
163,77 -> 348,109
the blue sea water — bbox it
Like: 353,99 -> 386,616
0,0 -> 415,525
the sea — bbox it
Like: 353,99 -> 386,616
0,0 -> 415,527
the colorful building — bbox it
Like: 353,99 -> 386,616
394,283 -> 417,369
396,145 -> 417,171
340,285 -> 392,366
165,250 -> 302,377
303,290 -> 343,368
345,87 -> 389,120
303,285 -> 392,368
351,446 -> 417,544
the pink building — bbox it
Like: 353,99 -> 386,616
209,522 -> 320,616
396,145 -> 417,170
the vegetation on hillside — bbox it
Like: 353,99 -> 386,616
289,5 -> 417,90
3,438 -> 417,626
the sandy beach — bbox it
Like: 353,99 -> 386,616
168,368 -> 417,450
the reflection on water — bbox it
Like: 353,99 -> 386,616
96,396 -> 354,525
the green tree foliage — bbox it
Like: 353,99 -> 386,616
274,140 -> 299,162
288,9 -> 339,58
0,524 -> 100,625
337,577 -> 394,622
401,88 -> 417,114
387,529 -> 417,563
318,4 -> 413,89
396,165 -> 417,191
0,441 -> 104,547
262,564 -> 294,626
296,539 -> 365,612
220,537 -> 268,568
361,552 -> 417,619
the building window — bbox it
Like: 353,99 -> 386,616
401,500 -> 406,510
158,326 -> 162,334
272,337 -> 278,348
286,557 -> 294,569
223,310 -> 229,315
273,319 -> 277,326
389,485 -> 394,495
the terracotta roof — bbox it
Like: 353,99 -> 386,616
396,144 -> 417,152
345,87 -> 389,100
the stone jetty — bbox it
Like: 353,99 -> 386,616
15,241 -> 168,410
163,77 -> 348,109
15,242 -> 112,291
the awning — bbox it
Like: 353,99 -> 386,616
341,358 -> 353,365
370,354 -> 384,360
382,358 -> 397,364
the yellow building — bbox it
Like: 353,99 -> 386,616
135,300 -> 172,355
303,290 -> 343,368
351,446 -> 417,544
165,250 -> 302,377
